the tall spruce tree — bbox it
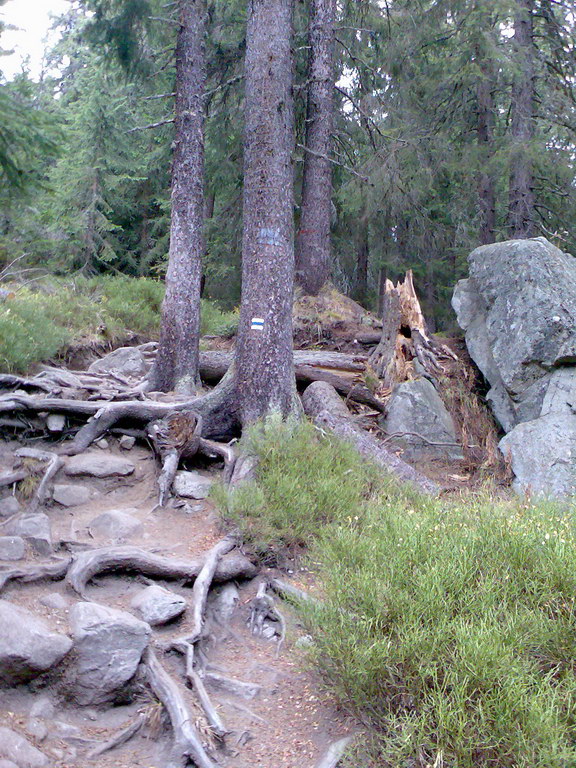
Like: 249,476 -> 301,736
148,0 -> 207,394
235,0 -> 297,424
295,0 -> 336,296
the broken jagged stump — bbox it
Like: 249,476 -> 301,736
369,269 -> 456,388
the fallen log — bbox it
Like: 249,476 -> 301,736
302,381 -> 440,496
198,350 -> 382,410
66,545 -> 258,596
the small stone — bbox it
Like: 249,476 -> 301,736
173,471 -> 214,500
130,585 -> 187,626
0,536 -> 25,561
261,623 -> 276,639
88,509 -> 143,543
53,721 -> 81,739
46,414 -> 65,433
25,718 -> 48,742
208,584 -> 239,624
295,634 -> 314,649
96,439 -> 109,450
88,346 -> 149,378
52,484 -> 91,508
39,592 -> 69,611
119,435 -> 136,450
0,727 -> 48,767
29,696 -> 56,720
0,496 -> 20,518
5,514 -> 51,556
65,453 -> 135,478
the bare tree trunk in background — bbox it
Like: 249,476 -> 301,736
477,40 -> 496,244
149,0 -> 206,394
234,0 -> 297,426
508,0 -> 536,238
295,0 -> 336,295
354,224 -> 369,306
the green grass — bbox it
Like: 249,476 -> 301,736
216,419 -> 576,767
0,276 -> 238,373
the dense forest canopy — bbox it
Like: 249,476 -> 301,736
1,0 -> 575,327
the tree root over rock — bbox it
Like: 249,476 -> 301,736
66,545 -> 257,597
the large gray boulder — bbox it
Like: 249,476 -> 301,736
67,602 -> 150,705
452,237 -> 576,495
173,471 -> 214,499
0,600 -> 72,685
381,378 -> 463,461
0,728 -> 48,768
88,346 -> 149,378
88,509 -> 143,543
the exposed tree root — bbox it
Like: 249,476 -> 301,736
28,452 -> 64,513
315,735 -> 354,768
86,712 -> 147,759
0,558 -> 72,592
148,412 -> 204,506
249,581 -> 286,657
143,647 -> 216,768
183,645 -> 227,739
66,545 -> 257,597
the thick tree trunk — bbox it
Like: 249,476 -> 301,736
148,0 -> 206,395
477,47 -> 496,245
508,0 -> 536,238
295,0 -> 336,296
235,0 -> 297,425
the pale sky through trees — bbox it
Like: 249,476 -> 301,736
1,0 -> 69,80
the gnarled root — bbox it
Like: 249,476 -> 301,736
86,712 -> 147,759
143,647 -> 216,768
249,581 -> 286,657
66,545 -> 258,597
315,736 -> 354,768
0,558 -> 72,593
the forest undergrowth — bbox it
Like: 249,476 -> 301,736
0,276 -> 238,372
217,419 -> 576,768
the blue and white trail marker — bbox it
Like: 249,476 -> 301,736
251,317 -> 265,331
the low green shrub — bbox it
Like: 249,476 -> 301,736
0,275 -> 238,373
216,420 -> 576,767
212,416 -> 385,562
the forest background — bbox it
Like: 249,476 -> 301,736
1,0 -> 576,331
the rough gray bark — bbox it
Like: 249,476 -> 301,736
149,0 -> 206,395
508,0 -> 536,238
295,0 -> 336,295
235,0 -> 297,425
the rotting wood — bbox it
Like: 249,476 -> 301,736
66,545 -> 257,596
369,270 -> 456,385
269,577 -> 319,606
147,411 -> 204,506
302,380 -> 440,496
